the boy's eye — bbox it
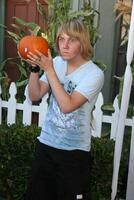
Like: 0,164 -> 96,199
58,36 -> 78,43
69,37 -> 77,42
58,37 -> 64,42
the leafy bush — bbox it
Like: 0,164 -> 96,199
0,124 -> 130,200
91,137 -> 115,199
0,124 -> 41,200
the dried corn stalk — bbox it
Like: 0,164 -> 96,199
114,0 -> 132,21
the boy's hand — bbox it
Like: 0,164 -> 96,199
27,49 -> 53,71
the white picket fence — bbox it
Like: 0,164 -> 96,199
0,82 -> 134,199
1,82 -> 133,139
0,82 -> 48,126
0,82 -> 122,138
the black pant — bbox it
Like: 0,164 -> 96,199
25,141 -> 91,200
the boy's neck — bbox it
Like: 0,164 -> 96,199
67,56 -> 87,69
66,57 -> 88,75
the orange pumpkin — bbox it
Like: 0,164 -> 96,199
18,35 -> 48,59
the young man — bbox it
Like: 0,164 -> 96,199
25,18 -> 104,200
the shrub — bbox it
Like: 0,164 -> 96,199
0,124 -> 40,200
91,136 -> 115,199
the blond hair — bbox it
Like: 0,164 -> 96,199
56,18 -> 93,60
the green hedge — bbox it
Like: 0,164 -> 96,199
0,124 -> 130,200
0,124 -> 40,200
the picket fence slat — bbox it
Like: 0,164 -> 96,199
23,85 -> 32,125
91,92 -> 104,137
7,82 -> 17,124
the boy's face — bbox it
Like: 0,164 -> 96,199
58,32 -> 82,61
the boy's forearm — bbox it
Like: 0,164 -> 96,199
28,73 -> 41,101
46,68 -> 71,113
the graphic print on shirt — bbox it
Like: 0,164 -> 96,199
65,80 -> 77,94
46,80 -> 84,134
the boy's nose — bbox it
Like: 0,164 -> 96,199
63,40 -> 69,48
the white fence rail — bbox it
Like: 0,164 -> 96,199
0,82 -> 134,199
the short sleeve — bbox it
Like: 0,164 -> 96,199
75,69 -> 104,102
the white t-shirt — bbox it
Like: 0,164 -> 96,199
38,56 -> 104,151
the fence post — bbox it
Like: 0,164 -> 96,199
7,82 -> 17,124
126,116 -> 134,200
